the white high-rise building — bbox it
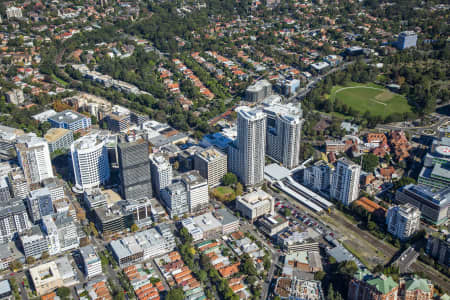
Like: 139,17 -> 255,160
228,106 -> 266,186
150,154 -> 173,198
263,101 -> 303,169
181,170 -> 209,213
161,181 -> 188,219
303,161 -> 331,193
41,215 -> 61,256
15,134 -> 54,185
71,133 -> 110,191
386,203 -> 421,240
80,245 -> 102,279
330,158 -> 361,206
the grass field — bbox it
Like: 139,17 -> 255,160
330,82 -> 412,117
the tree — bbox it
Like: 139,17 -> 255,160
130,224 -> 139,232
235,182 -> 243,196
41,251 -> 49,260
314,270 -> 326,281
282,207 -> 291,217
89,222 -> 99,237
56,287 -> 71,299
361,153 -> 379,172
179,227 -> 193,244
222,172 -> 237,186
173,161 -> 180,170
26,256 -> 36,265
198,270 -> 208,283
166,287 -> 184,300
10,260 -> 22,271
150,277 -> 160,284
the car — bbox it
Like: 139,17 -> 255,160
9,273 -> 14,276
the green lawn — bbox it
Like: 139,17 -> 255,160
330,82 -> 412,117
215,186 -> 234,196
213,186 -> 236,202
52,74 -> 68,86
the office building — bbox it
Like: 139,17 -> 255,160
0,246 -> 15,271
396,184 -> 449,225
130,111 -> 149,126
0,198 -> 31,243
418,137 -> 450,189
150,154 -> 173,198
181,170 -> 209,213
122,197 -> 154,227
15,134 -> 54,184
194,147 -> 227,187
331,158 -> 361,206
118,138 -> 152,200
7,170 -> 29,200
71,133 -> 110,191
44,128 -> 74,153
107,105 -> 131,133
0,280 -> 11,299
41,214 -> 60,256
5,89 -> 24,105
26,188 -> 53,224
386,204 -> 421,240
0,125 -> 24,158
228,106 -> 266,186
42,177 -> 65,202
398,276 -> 433,300
0,176 -> 11,202
80,245 -> 102,279
236,189 -> 274,222
397,31 -> 418,50
277,231 -> 320,253
161,181 -> 189,218
6,7 -> 22,19
426,235 -> 449,266
245,80 -> 272,102
110,227 -> 176,267
215,208 -> 239,234
83,188 -> 108,210
29,261 -> 64,296
42,213 -> 79,253
263,102 -> 303,169
94,204 -> 134,235
48,110 -> 91,132
348,271 -> 398,300
258,215 -> 289,237
303,161 -> 331,193
20,225 -> 48,259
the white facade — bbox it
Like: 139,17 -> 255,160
303,161 -> 331,192
263,102 -> 303,169
181,170 -> 209,213
80,245 -> 102,278
236,189 -> 274,221
71,133 -> 110,191
229,106 -> 266,186
330,158 -> 361,206
15,134 -> 54,184
41,215 -> 60,256
386,204 -> 421,240
150,154 -> 173,198
6,7 -> 22,19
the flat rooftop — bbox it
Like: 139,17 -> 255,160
44,128 -> 72,143
48,110 -> 88,124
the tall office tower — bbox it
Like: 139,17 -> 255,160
386,203 -> 421,241
161,181 -> 189,219
228,106 -> 266,187
15,134 -> 54,185
331,157 -> 361,206
194,147 -> 227,187
181,170 -> 209,213
118,138 -> 152,200
303,161 -> 331,193
26,187 -> 53,224
263,101 -> 303,169
0,199 -> 31,243
71,133 -> 110,191
150,154 -> 173,198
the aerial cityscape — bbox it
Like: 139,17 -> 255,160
0,0 -> 448,300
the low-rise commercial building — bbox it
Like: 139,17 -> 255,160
235,189 -> 274,222
44,128 -> 74,153
29,261 -> 64,296
214,209 -> 239,235
257,215 -> 289,237
80,245 -> 102,279
48,110 -> 91,132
